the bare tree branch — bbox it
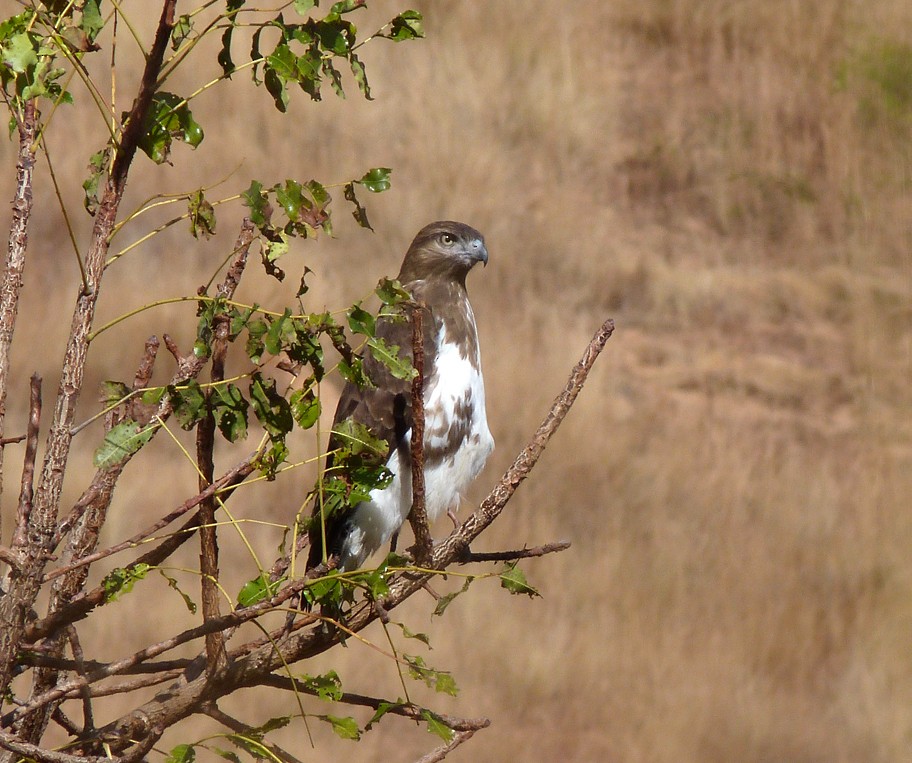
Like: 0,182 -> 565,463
457,541 -> 571,563
407,302 -> 431,562
12,375 -> 41,550
0,98 -> 37,520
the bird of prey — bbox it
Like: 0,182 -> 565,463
307,221 -> 493,572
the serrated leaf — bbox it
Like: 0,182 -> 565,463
169,381 -> 207,430
405,655 -> 458,695
142,386 -> 167,406
300,671 -> 343,701
100,380 -> 131,406
366,700 -> 404,730
332,418 -> 388,457
249,374 -> 293,439
241,180 -> 271,228
135,92 -> 204,164
237,574 -> 284,607
344,181 -> 372,229
367,336 -> 415,380
422,710 -> 455,743
188,189 -> 216,239
164,744 -> 195,763
289,388 -> 321,429
346,303 -> 375,337
375,277 -> 412,305
93,419 -> 156,468
357,167 -> 391,193
171,14 -> 193,50
500,561 -> 541,598
102,563 -> 151,602
159,569 -> 197,614
432,578 -> 472,617
211,748 -> 241,763
321,715 -> 360,741
212,383 -> 249,442
349,52 -> 372,100
388,10 -> 424,42
395,622 -> 431,647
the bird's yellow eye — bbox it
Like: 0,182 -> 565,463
439,232 -> 456,246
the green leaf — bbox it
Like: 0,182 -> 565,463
299,670 -> 343,701
500,562 -> 541,598
375,277 -> 412,305
289,388 -> 321,429
188,189 -> 216,239
249,373 -> 293,439
241,180 -> 271,228
432,577 -> 472,617
357,167 -> 392,193
237,574 -> 284,607
343,181 -> 372,229
321,715 -> 361,741
102,563 -> 151,602
405,655 -> 458,696
100,380 -> 131,406
331,418 -> 388,458
422,710 -> 455,743
211,748 -> 241,763
294,0 -> 317,13
80,0 -> 105,42
168,381 -> 207,430
367,336 -> 415,380
171,15 -> 193,50
366,701 -> 404,730
164,744 -> 195,763
212,383 -> 249,442
1,32 -> 38,74
394,622 -> 431,647
93,419 -> 156,468
135,92 -> 204,164
346,303 -> 375,337
349,52 -> 372,100
142,386 -> 167,406
82,148 -> 108,216
159,570 -> 198,614
387,10 -> 424,42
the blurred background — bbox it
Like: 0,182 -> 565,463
1,0 -> 911,760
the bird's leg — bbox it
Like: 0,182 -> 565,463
446,508 -> 459,528
389,530 -> 399,553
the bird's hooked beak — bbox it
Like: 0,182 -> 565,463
468,237 -> 488,267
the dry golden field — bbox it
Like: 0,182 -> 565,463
2,1 -> 912,760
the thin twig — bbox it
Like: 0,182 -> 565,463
12,374 -> 41,550
457,541 -> 571,564
260,674 -> 490,732
203,705 -> 305,763
407,302 -> 431,562
42,453 -> 258,584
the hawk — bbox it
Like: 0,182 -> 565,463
307,221 -> 494,571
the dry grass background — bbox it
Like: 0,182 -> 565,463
1,0 -> 911,760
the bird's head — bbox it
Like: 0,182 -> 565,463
397,221 -> 488,285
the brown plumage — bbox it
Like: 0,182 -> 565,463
307,221 -> 493,571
